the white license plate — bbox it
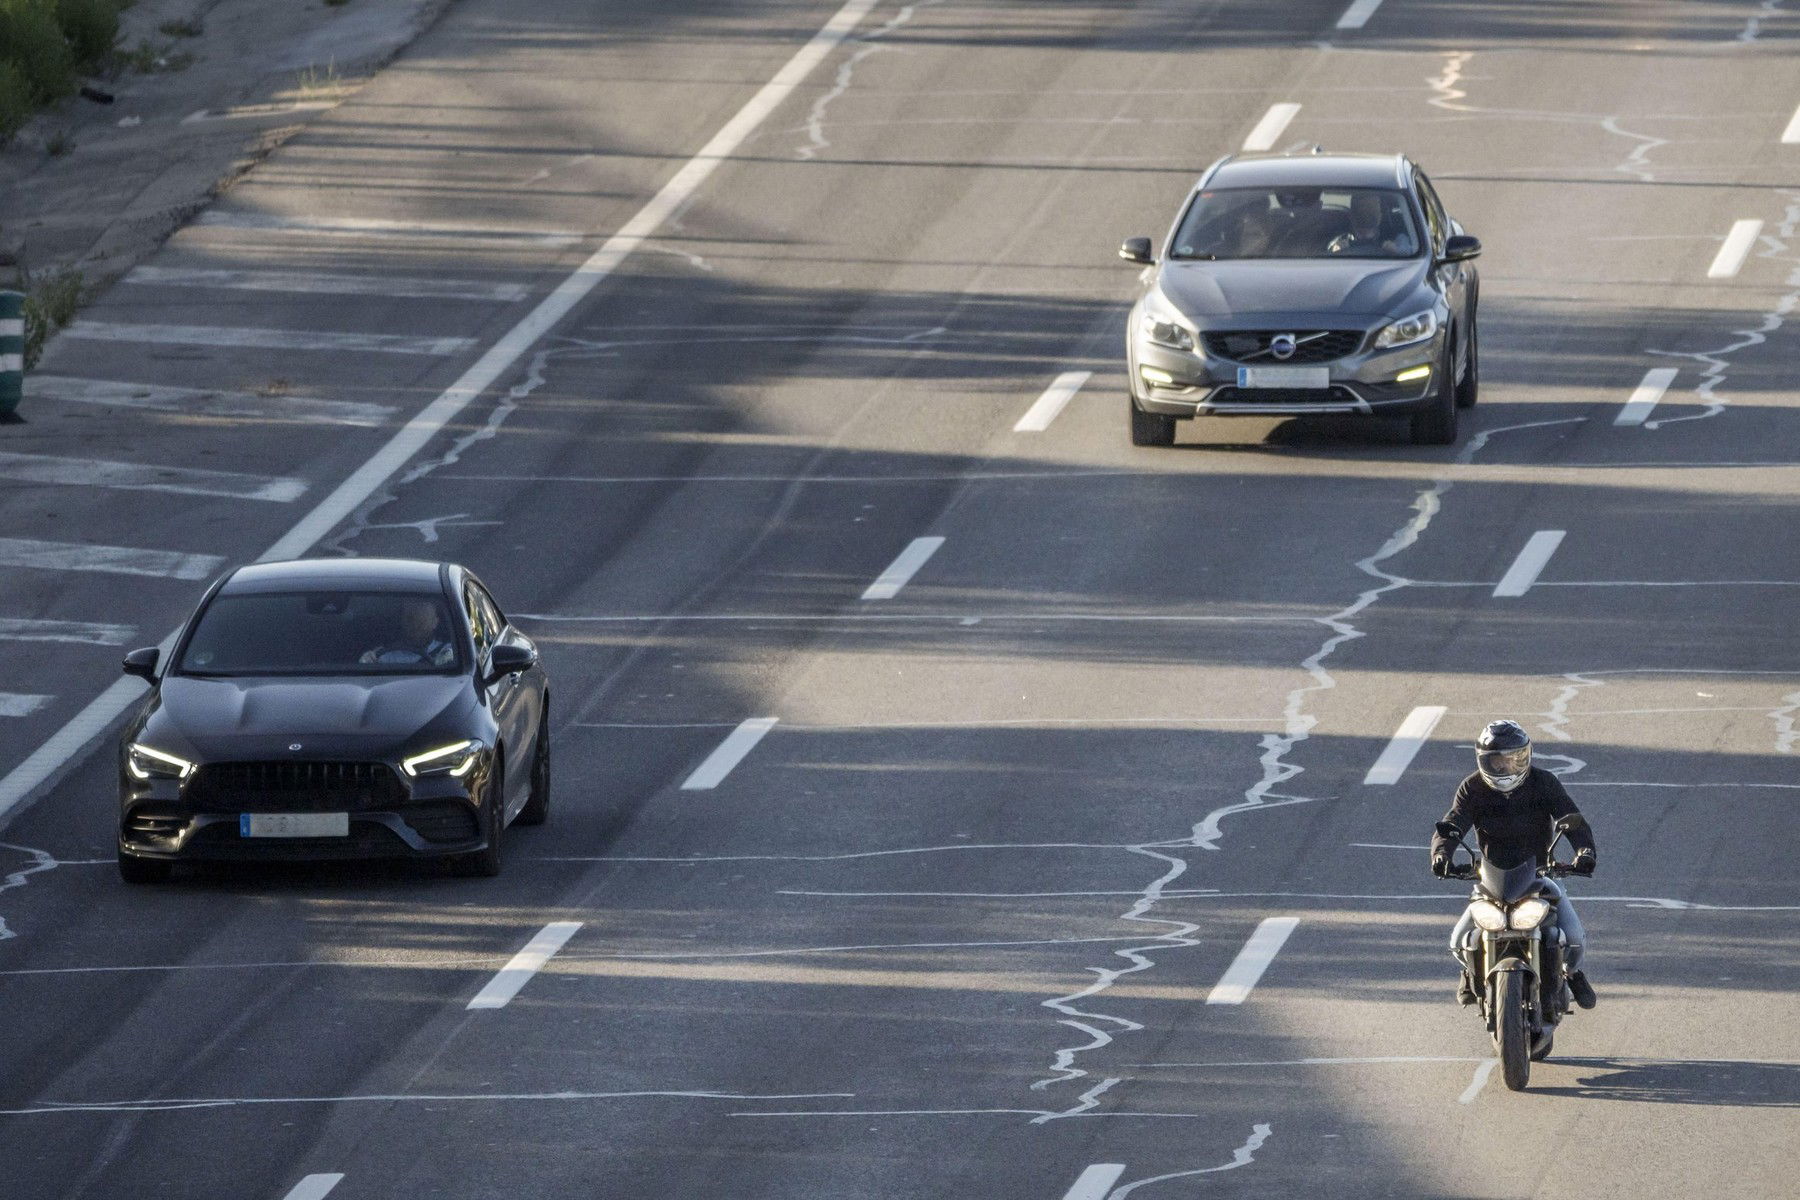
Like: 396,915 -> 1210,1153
1237,367 -> 1330,389
240,812 -> 349,838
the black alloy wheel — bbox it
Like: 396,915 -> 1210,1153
117,850 -> 172,885
1409,341 -> 1459,446
456,762 -> 504,878
1455,315 -> 1479,409
517,714 -> 550,826
1129,396 -> 1177,446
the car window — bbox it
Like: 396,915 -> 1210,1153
473,584 -> 506,646
1170,186 -> 1420,260
1414,172 -> 1448,255
464,583 -> 494,658
178,591 -> 462,676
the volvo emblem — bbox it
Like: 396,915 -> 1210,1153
1271,333 -> 1298,360
289,743 -> 303,752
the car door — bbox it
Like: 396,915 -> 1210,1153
470,579 -> 534,815
1415,170 -> 1472,328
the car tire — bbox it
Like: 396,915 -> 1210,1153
1409,344 -> 1459,446
1454,316 -> 1479,409
456,763 -> 504,878
117,851 -> 172,885
1129,396 -> 1177,447
516,715 -> 550,827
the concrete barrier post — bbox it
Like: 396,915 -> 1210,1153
0,291 -> 22,416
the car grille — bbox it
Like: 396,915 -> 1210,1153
1209,386 -> 1359,406
190,761 -> 405,812
1203,330 -> 1364,364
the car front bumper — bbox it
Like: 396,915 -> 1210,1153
1130,327 -> 1445,418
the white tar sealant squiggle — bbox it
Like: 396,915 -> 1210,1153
0,843 -> 59,941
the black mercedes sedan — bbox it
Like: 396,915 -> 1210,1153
116,558 -> 548,882
1120,151 -> 1480,446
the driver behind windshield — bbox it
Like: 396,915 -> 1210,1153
360,596 -> 455,667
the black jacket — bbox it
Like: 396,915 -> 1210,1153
1431,767 -> 1596,869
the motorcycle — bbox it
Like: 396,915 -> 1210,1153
1434,813 -> 1586,1092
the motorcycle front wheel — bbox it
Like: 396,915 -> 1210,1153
1495,971 -> 1532,1090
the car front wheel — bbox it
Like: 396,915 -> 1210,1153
1455,317 -> 1479,409
456,764 -> 504,878
516,716 -> 550,827
1129,396 -> 1177,446
1409,343 -> 1460,446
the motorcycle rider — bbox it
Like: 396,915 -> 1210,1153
1431,720 -> 1598,1011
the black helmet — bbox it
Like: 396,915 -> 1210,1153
1475,720 -> 1531,793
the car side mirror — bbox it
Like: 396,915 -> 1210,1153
1441,234 -> 1481,263
486,642 -> 537,681
1118,236 -> 1154,265
122,646 -> 160,682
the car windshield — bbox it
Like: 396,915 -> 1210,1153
177,591 -> 463,676
1169,186 -> 1422,261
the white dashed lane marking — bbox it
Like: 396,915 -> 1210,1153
1015,371 -> 1091,432
0,537 -> 223,581
194,210 -> 580,247
1363,705 -> 1448,785
467,922 -> 583,1010
0,618 -> 136,645
1784,101 -> 1800,143
126,266 -> 531,303
1615,367 -> 1678,426
1060,1164 -> 1127,1200
0,695 -> 51,718
62,321 -> 476,357
1243,103 -> 1301,151
681,718 -> 780,791
1336,0 -> 1384,29
862,536 -> 945,600
280,1175 -> 344,1200
1707,219 -> 1762,278
1493,530 -> 1565,598
24,376 -> 393,427
1206,917 -> 1300,1005
0,451 -> 307,502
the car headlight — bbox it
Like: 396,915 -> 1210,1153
401,739 -> 483,778
1373,309 -> 1438,350
1468,900 -> 1508,932
126,743 -> 196,782
1510,898 -> 1552,930
1140,296 -> 1197,352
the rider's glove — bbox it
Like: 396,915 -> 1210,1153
1431,854 -> 1451,879
1571,850 -> 1596,876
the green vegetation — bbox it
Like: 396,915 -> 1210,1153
0,0 -> 129,141
19,263 -> 85,369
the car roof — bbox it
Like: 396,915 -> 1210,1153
1204,153 -> 1408,191
221,557 -> 452,594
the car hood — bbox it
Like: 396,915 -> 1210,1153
144,674 -> 473,760
1158,258 -> 1429,322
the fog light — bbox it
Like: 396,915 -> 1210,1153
1395,365 -> 1432,383
1140,366 -> 1176,386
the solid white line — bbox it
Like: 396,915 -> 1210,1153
62,321 -> 475,357
1614,367 -> 1678,426
0,451 -> 306,502
0,318 -> 22,337
1459,1058 -> 1498,1104
281,1175 -> 345,1200
0,618 -> 135,646
861,536 -> 945,600
194,210 -> 579,246
1205,917 -> 1300,1005
1014,370 -> 1091,432
0,0 -> 881,831
466,921 -> 583,1010
1242,103 -> 1301,152
1706,218 -> 1762,278
1362,705 -> 1447,785
1061,1163 -> 1127,1200
1336,0 -> 1384,29
126,266 -> 530,302
0,354 -> 21,373
681,718 -> 780,791
1784,101 -> 1800,143
0,537 -> 222,580
0,695 -> 51,718
23,376 -> 393,427
1492,530 -> 1565,598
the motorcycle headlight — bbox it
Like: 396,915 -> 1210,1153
401,739 -> 483,778
1510,898 -> 1552,930
1373,308 -> 1438,350
126,743 -> 196,782
1468,900 -> 1508,932
1140,296 -> 1197,352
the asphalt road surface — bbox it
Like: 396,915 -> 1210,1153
2,0 -> 1798,1197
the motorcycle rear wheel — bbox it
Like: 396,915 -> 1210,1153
1495,971 -> 1532,1090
